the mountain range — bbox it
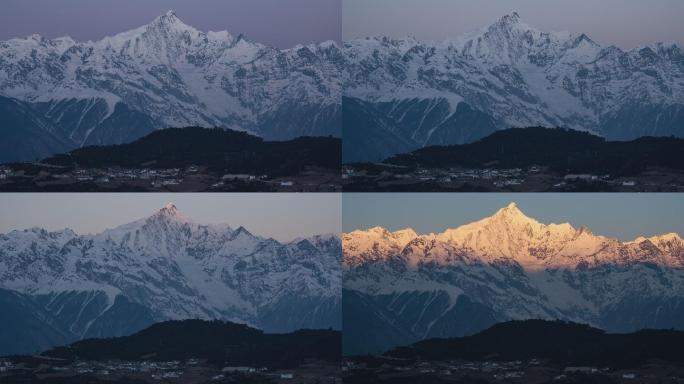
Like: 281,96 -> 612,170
0,11 -> 342,162
342,203 -> 684,354
343,13 -> 684,162
0,203 -> 341,356
5,11 -> 681,164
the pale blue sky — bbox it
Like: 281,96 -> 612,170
0,193 -> 341,242
343,193 -> 684,241
343,0 -> 684,49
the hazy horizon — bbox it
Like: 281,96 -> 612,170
343,0 -> 684,49
0,193 -> 341,242
0,0 -> 341,48
343,193 -> 684,241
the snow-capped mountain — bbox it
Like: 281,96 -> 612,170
342,13 -> 684,162
0,203 -> 341,355
343,203 -> 684,354
0,11 -> 342,162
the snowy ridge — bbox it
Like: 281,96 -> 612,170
344,202 -> 684,271
0,203 -> 341,341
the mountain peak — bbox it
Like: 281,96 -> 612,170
27,33 -> 44,41
489,12 -> 526,31
234,225 -> 253,237
152,202 -> 186,222
483,202 -> 540,229
393,228 -> 418,237
495,202 -> 524,217
644,232 -> 683,244
576,224 -> 593,236
368,226 -> 390,235
154,10 -> 180,23
147,10 -> 196,35
488,12 -> 536,34
500,12 -> 521,24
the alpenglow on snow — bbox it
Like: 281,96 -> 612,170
0,11 -> 342,162
343,202 -> 684,354
0,203 -> 341,355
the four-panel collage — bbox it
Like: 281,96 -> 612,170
0,0 -> 682,383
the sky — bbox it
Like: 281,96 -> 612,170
2,193 -> 681,243
3,1 -> 679,50
343,0 -> 684,49
343,193 -> 684,241
0,0 -> 341,48
0,193 -> 341,242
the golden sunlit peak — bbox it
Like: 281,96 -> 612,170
151,202 -> 189,223
496,202 -> 523,215
487,202 -> 538,225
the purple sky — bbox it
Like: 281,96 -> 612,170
344,0 -> 684,49
0,0 -> 341,48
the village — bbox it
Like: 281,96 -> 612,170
342,357 -> 684,383
0,164 -> 341,192
0,357 -> 341,384
342,164 -> 684,192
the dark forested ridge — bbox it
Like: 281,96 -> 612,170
40,127 -> 341,176
380,127 -> 684,175
39,319 -> 340,369
384,319 -> 684,368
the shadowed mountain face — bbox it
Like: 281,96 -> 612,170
342,13 -> 684,162
0,11 -> 342,162
343,203 -> 684,354
0,204 -> 341,356
0,96 -> 72,163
